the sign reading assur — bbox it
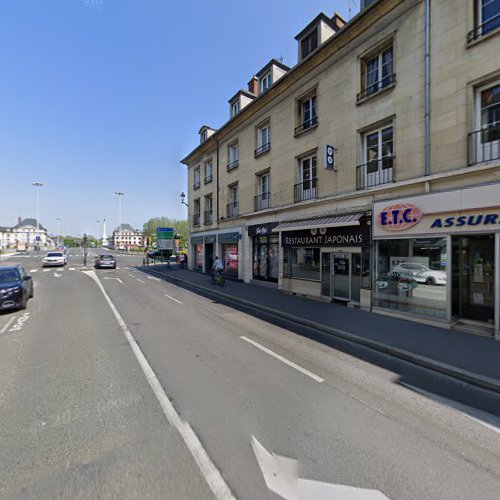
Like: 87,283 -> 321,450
373,184 -> 500,237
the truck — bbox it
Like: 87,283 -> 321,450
16,241 -> 27,253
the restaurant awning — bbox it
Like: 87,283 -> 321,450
275,213 -> 364,232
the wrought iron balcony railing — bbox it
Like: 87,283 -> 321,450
294,178 -> 318,203
468,124 -> 500,165
226,202 -> 239,218
254,142 -> 271,157
254,192 -> 271,211
468,13 -> 500,42
357,73 -> 396,102
356,156 -> 395,190
294,116 -> 318,135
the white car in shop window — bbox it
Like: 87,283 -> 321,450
391,263 -> 447,286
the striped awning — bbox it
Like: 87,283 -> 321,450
275,213 -> 364,232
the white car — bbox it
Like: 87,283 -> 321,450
391,263 -> 447,285
42,251 -> 67,267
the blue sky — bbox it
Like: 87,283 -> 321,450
0,0 -> 354,236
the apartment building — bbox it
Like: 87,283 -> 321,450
181,0 -> 500,339
112,224 -> 143,250
0,217 -> 50,250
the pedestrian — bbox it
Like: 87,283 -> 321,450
180,253 -> 185,269
183,252 -> 188,269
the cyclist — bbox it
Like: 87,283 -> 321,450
212,256 -> 224,281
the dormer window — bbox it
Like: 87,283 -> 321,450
231,101 -> 240,117
201,131 -> 207,143
259,72 -> 272,94
301,29 -> 318,59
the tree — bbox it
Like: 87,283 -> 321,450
143,217 -> 188,250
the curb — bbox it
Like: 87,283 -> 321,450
144,267 -> 500,396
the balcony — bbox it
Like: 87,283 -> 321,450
193,213 -> 201,226
357,74 -> 396,102
356,156 -> 395,190
468,124 -> 500,165
227,202 -> 239,218
204,210 -> 213,225
468,13 -> 500,42
294,178 -> 318,203
254,142 -> 271,158
227,160 -> 239,171
204,175 -> 213,184
193,180 -> 201,190
294,116 -> 318,136
254,192 -> 271,211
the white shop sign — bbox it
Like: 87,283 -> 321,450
373,183 -> 500,237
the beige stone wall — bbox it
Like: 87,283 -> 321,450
186,0 -> 500,238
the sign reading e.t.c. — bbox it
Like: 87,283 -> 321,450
378,203 -> 422,231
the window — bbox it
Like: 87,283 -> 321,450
295,155 -> 317,202
204,195 -> 213,224
193,167 -> 201,189
472,82 -> 500,163
231,100 -> 240,117
296,95 -> 317,134
193,199 -> 201,226
259,72 -> 272,94
228,143 -> 239,170
204,160 -> 213,184
227,184 -> 239,217
359,45 -> 394,101
289,247 -> 321,281
358,125 -> 394,189
255,123 -> 271,156
301,29 -> 318,59
470,0 -> 500,41
255,173 -> 270,210
201,131 -> 207,143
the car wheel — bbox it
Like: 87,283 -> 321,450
425,277 -> 436,285
19,295 -> 28,310
29,286 -> 34,299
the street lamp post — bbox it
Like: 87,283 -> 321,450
180,192 -> 189,207
56,218 -> 61,247
32,182 -> 44,252
115,191 -> 125,250
96,220 -> 101,247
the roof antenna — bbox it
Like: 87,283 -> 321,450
278,55 -> 284,63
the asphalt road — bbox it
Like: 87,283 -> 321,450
1,249 -> 500,499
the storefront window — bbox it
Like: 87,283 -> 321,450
290,247 -> 321,281
194,244 -> 203,270
223,243 -> 238,275
374,238 -> 448,320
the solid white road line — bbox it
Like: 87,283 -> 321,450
240,336 -> 324,383
1,316 -> 17,334
164,294 -> 182,305
83,270 -> 235,500
136,278 -> 145,284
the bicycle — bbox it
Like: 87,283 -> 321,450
211,271 -> 225,287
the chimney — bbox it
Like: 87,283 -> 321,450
332,12 -> 346,30
248,76 -> 259,95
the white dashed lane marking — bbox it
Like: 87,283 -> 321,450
165,294 -> 182,304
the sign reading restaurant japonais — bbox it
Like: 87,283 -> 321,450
281,225 -> 370,247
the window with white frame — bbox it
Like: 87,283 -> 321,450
228,184 -> 239,217
193,166 -> 201,189
204,159 -> 213,183
295,155 -> 317,202
256,172 -> 270,210
474,82 -> 500,163
193,199 -> 201,225
474,0 -> 500,39
256,123 -> 271,155
228,142 -> 239,169
297,94 -> 317,133
360,45 -> 394,100
259,72 -> 272,94
204,195 -> 213,224
231,100 -> 240,117
301,29 -> 318,60
360,125 -> 394,188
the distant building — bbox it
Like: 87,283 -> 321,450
0,217 -> 51,250
112,224 -> 143,250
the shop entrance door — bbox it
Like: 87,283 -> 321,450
452,235 -> 495,323
205,243 -> 214,273
333,253 -> 350,300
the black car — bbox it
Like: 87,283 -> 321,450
147,249 -> 172,260
94,254 -> 117,269
0,265 -> 34,311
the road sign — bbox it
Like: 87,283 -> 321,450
157,227 -> 174,250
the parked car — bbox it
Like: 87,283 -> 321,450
147,249 -> 172,260
0,265 -> 33,311
391,262 -> 447,285
94,254 -> 117,269
42,251 -> 67,267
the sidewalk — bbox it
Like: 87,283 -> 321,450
142,264 -> 500,395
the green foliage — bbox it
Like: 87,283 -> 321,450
143,217 -> 188,250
